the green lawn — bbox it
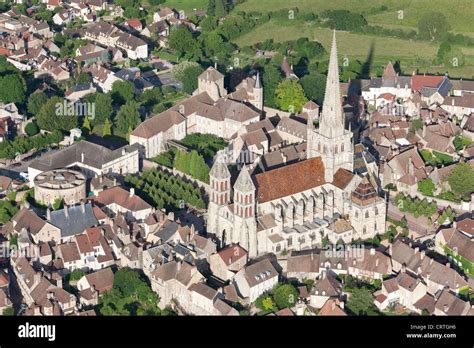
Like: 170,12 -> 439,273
163,0 -> 208,13
234,0 -> 474,33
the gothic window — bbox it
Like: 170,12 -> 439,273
221,182 -> 224,191
365,211 -> 369,218
250,206 -> 253,216
318,143 -> 321,151
363,227 -> 367,234
288,237 -> 292,246
355,211 -> 359,218
341,143 -> 345,152
375,207 -> 379,215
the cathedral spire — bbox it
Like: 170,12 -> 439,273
319,30 -> 344,138
210,151 -> 231,179
234,165 -> 255,192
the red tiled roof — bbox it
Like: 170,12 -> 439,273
411,75 -> 445,92
255,157 -> 325,203
217,244 -> 247,266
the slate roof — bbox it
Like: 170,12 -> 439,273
50,203 -> 98,237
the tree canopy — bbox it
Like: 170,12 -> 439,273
115,101 -> 141,134
36,96 -> 79,132
275,79 -> 308,113
417,12 -> 451,41
448,162 -> 474,199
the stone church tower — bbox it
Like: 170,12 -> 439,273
197,66 -> 227,101
308,31 -> 353,182
232,165 -> 257,257
208,151 -> 231,246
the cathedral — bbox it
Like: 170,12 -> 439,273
208,32 -> 386,258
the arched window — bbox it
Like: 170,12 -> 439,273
375,207 -> 379,215
365,211 -> 369,218
335,145 -> 339,154
341,144 -> 344,152
355,211 -> 359,218
363,227 -> 367,234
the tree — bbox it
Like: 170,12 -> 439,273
180,65 -> 205,94
102,117 -> 112,137
346,288 -> 377,315
69,269 -> 85,281
417,12 -> 451,41
139,88 -> 163,109
418,178 -> 435,196
115,101 -> 141,134
112,80 -> 135,105
168,26 -> 198,59
273,284 -> 298,309
94,93 -> 113,126
207,0 -> 216,16
275,79 -> 308,113
0,74 -> 26,104
36,97 -> 79,132
262,63 -> 282,108
200,16 -> 218,32
24,122 -> 39,137
300,73 -> 326,106
215,0 -> 227,18
82,116 -> 91,134
448,163 -> 474,199
27,92 -> 47,116
262,296 -> 276,312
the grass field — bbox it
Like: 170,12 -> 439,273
233,21 -> 474,78
163,0 -> 207,13
234,0 -> 474,33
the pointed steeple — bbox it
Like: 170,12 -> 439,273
319,30 -> 344,138
210,151 -> 231,180
234,165 -> 255,192
255,71 -> 262,89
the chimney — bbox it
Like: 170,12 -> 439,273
339,300 -> 344,310
422,124 -> 426,137
452,98 -> 455,106
130,188 -> 135,197
414,247 -> 419,254
64,204 -> 69,218
331,301 -> 336,311
429,258 -> 434,265
113,177 -> 117,186
81,152 -> 85,163
375,258 -> 379,267
420,250 -> 426,259
370,248 -> 375,255
388,244 -> 393,256
446,262 -> 450,268
46,208 -> 51,220
81,200 -> 85,213
167,212 -> 174,221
